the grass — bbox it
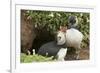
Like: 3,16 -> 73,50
20,53 -> 55,63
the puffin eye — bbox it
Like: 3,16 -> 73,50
58,36 -> 61,40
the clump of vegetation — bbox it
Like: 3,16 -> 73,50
24,10 -> 90,48
21,53 -> 55,63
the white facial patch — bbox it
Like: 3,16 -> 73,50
57,31 -> 66,45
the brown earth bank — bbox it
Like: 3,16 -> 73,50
65,47 -> 89,60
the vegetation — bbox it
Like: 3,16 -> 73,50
21,53 -> 55,63
24,10 -> 90,48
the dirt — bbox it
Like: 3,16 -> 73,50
79,48 -> 89,60
65,48 -> 89,60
